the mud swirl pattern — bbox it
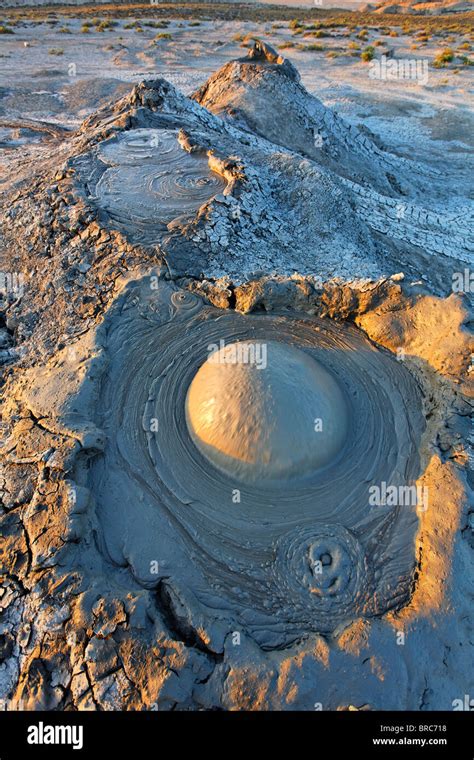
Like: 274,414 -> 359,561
92,280 -> 425,646
92,129 -> 226,244
272,525 -> 368,629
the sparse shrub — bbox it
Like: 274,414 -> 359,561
58,26 -> 71,34
304,30 -> 326,39
123,20 -> 142,31
0,25 -> 14,34
389,30 -> 399,38
459,42 -> 471,51
433,48 -> 454,67
361,45 -> 375,62
279,41 -> 295,49
348,41 -> 360,50
143,20 -> 169,28
305,43 -> 324,51
155,33 -> 172,40
90,18 -> 116,30
81,25 -> 90,34
48,48 -> 64,56
289,19 -> 303,30
97,20 -> 116,32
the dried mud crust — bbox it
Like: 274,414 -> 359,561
0,42 -> 473,711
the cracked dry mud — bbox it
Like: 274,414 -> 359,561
0,40 -> 473,711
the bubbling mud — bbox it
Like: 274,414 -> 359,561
92,279 -> 425,644
93,129 -> 226,244
185,340 -> 349,482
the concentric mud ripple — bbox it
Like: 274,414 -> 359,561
93,129 -> 226,243
98,129 -> 180,167
272,525 -> 368,625
92,280 -> 425,644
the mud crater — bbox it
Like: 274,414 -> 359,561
91,279 -> 425,646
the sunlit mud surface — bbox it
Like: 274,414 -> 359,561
0,18 -> 472,711
185,339 -> 350,480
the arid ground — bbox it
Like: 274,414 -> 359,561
0,3 -> 473,712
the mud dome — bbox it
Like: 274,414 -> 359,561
185,339 -> 349,481
88,278 -> 424,645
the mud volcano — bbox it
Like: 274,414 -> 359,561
89,279 -> 425,645
1,40 -> 472,712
